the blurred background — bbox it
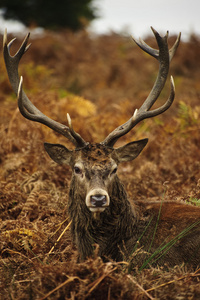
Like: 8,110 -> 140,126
0,0 -> 200,40
1,1 -> 200,298
91,0 -> 200,41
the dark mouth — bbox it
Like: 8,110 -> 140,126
88,205 -> 109,208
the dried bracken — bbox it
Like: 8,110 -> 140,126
0,30 -> 200,299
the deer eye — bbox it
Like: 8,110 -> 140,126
74,166 -> 82,175
111,167 -> 117,175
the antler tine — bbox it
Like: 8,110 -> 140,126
102,28 -> 180,147
66,113 -> 88,148
169,32 -> 181,62
3,29 -> 31,96
4,30 -> 87,148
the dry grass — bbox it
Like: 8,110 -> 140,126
0,29 -> 200,299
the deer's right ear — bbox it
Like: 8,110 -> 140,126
44,143 -> 73,165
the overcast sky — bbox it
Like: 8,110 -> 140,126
90,0 -> 200,40
0,1 -> 199,41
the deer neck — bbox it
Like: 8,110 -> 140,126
68,175 -> 137,227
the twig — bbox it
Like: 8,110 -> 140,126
2,248 -> 32,262
48,220 -> 72,254
145,271 -> 200,294
127,275 -> 155,300
50,217 -> 69,238
86,267 -> 117,297
39,276 -> 80,300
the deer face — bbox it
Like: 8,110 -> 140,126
72,144 -> 116,213
44,140 -> 147,213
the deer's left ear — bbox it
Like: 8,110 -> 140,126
114,138 -> 148,163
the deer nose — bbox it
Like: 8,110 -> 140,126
86,189 -> 110,212
90,195 -> 107,207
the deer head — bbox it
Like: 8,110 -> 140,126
44,140 -> 148,214
3,27 -> 181,217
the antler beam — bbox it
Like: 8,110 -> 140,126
3,29 -> 87,148
101,27 -> 181,147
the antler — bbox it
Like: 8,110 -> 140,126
3,29 -> 87,148
101,27 -> 181,147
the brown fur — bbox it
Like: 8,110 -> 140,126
45,143 -> 200,268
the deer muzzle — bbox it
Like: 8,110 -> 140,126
86,189 -> 110,213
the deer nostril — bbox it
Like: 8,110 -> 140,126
90,195 -> 107,207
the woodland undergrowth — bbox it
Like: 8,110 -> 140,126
0,30 -> 200,299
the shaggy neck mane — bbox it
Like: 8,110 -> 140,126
68,175 -> 138,238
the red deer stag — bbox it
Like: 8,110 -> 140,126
3,28 -> 200,268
